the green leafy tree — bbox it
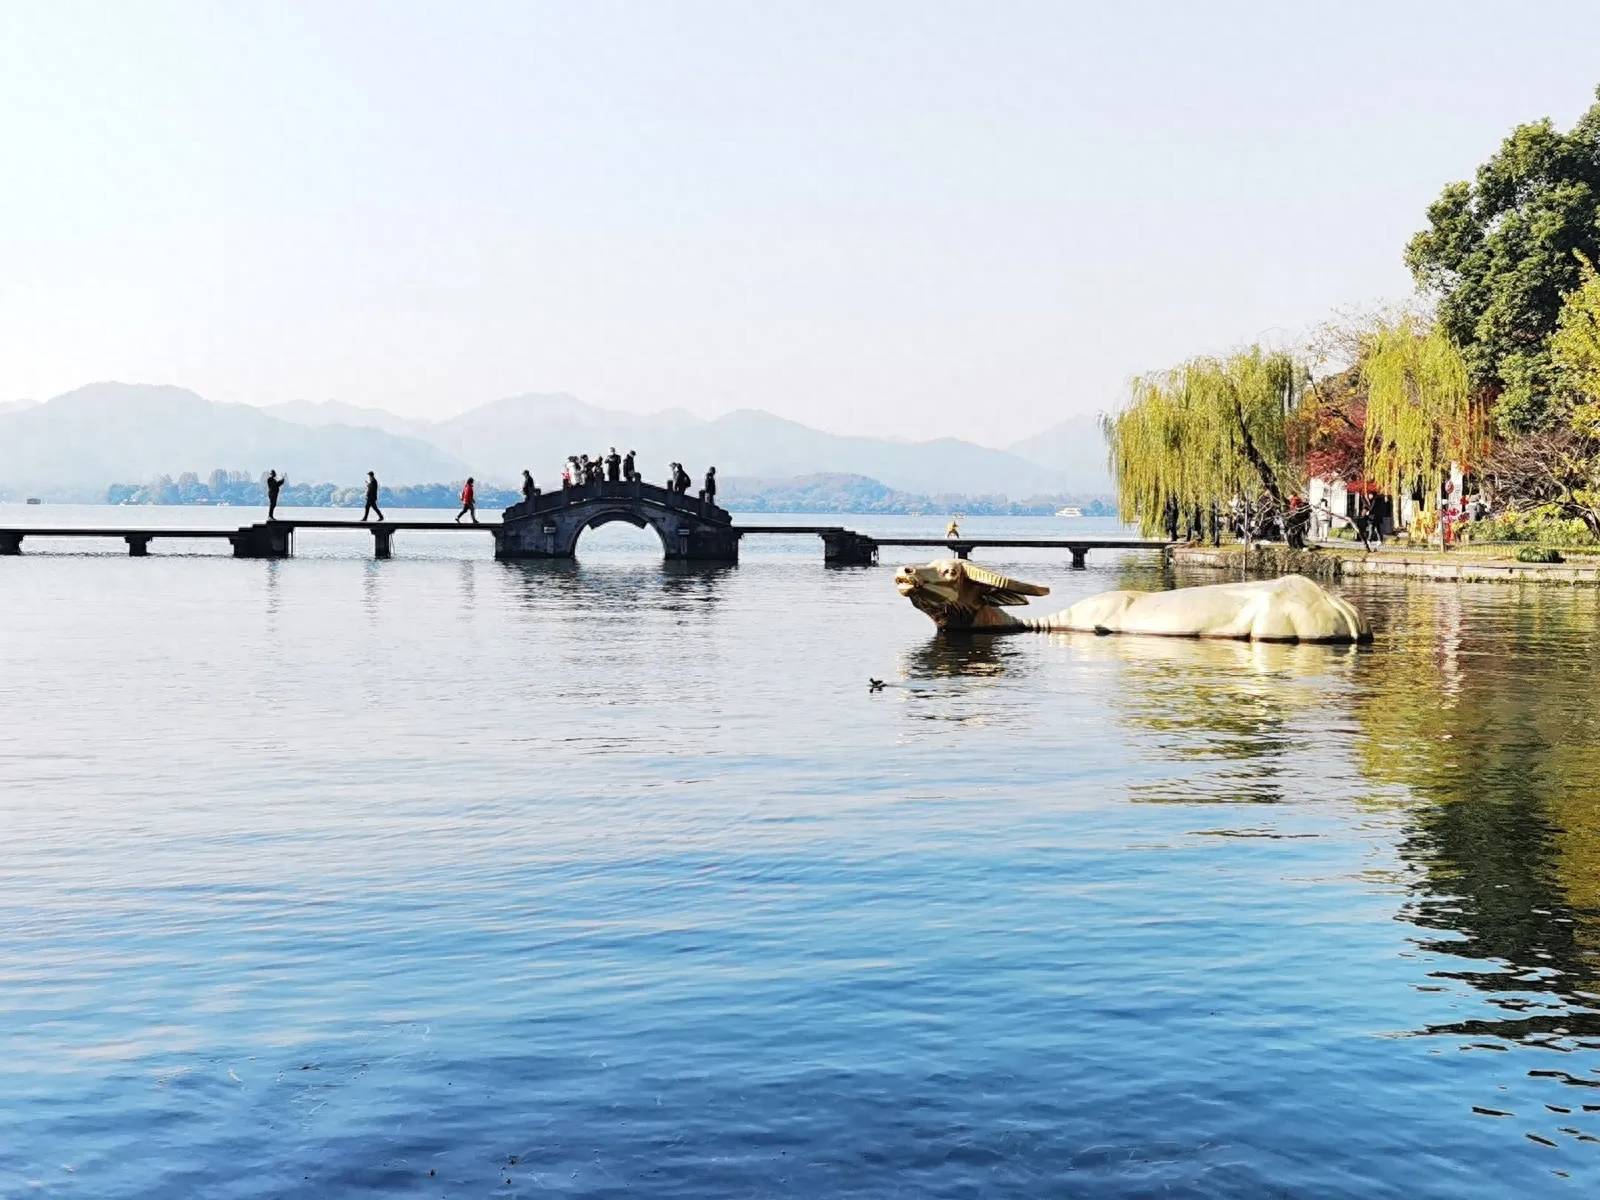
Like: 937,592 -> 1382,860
1551,251 -> 1600,432
1482,254 -> 1600,537
1404,89 -> 1600,433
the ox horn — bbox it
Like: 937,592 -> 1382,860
960,562 -> 1050,604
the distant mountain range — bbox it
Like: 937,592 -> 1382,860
0,384 -> 461,499
1005,415 -> 1109,493
0,382 -> 1113,501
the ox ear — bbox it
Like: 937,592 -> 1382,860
959,562 -> 1050,606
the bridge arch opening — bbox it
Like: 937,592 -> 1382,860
572,508 -> 670,559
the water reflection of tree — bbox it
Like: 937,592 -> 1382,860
1346,578 -> 1600,1048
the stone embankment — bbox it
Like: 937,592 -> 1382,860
1169,543 -> 1600,585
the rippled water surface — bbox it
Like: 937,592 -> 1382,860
4,506 -> 1600,1197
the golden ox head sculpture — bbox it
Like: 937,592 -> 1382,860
893,559 -> 1048,631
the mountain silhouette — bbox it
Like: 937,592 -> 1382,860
0,383 -> 1107,501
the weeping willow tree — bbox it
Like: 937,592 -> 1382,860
1104,347 -> 1307,539
1360,316 -> 1480,535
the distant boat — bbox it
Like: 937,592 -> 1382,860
1055,505 -> 1083,518
25,497 -> 42,505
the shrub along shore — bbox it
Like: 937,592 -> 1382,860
1170,542 -> 1600,585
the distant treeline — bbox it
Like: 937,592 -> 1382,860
711,473 -> 1112,516
99,469 -> 1112,516
105,470 -> 520,509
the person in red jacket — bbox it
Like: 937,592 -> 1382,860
455,477 -> 477,524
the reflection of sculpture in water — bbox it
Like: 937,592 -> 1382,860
1084,625 -> 1361,804
900,632 -> 1015,680
895,559 -> 1370,643
893,632 -> 1032,730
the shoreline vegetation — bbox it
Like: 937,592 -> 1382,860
1105,87 -> 1600,563
89,470 -> 1114,518
1171,542 -> 1600,585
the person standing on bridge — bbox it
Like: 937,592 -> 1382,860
623,450 -> 637,482
265,470 -> 284,521
361,471 -> 384,522
522,469 -> 538,505
606,447 -> 621,482
700,466 -> 717,505
455,477 -> 477,524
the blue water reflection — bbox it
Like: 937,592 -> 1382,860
1,509 -> 1598,1195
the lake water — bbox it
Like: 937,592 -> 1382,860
3,504 -> 1599,1197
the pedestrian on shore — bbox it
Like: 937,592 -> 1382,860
946,515 -> 961,539
1312,497 -> 1332,543
623,450 -> 637,482
265,470 -> 284,521
1284,495 -> 1308,550
700,465 -> 717,505
361,471 -> 384,522
1348,494 -> 1369,550
606,447 -> 621,482
522,469 -> 538,505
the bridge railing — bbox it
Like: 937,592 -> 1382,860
510,479 -> 731,524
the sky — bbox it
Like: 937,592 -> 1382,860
2,1 -> 1599,446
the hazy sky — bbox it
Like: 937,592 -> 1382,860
3,1 -> 1598,445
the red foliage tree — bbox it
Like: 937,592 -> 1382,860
1290,366 -> 1367,483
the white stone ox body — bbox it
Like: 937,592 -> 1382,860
894,559 -> 1370,643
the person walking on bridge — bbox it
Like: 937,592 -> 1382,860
522,469 -> 538,506
265,470 -> 284,521
623,450 -> 637,482
361,471 -> 384,522
455,477 -> 477,524
700,465 -> 717,505
606,447 -> 621,482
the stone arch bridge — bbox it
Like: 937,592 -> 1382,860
495,480 -> 742,562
